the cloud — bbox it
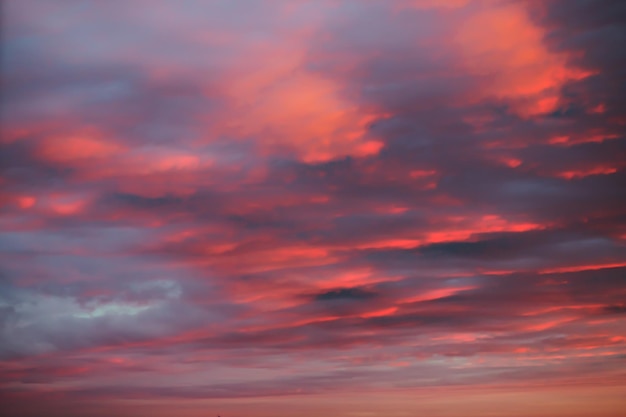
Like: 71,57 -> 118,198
1,0 -> 625,416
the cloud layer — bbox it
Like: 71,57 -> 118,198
1,1 -> 625,416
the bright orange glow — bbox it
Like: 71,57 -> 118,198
400,286 -> 477,304
220,47 -> 385,162
590,103 -> 607,114
17,196 -> 36,209
410,169 -> 438,178
454,2 -> 591,116
401,0 -> 469,10
425,215 -> 543,243
557,166 -> 619,179
38,131 -> 121,162
549,133 -> 621,146
48,194 -> 90,215
125,152 -> 206,174
502,157 -> 523,168
539,262 -> 626,274
360,306 -> 398,318
523,317 -> 577,332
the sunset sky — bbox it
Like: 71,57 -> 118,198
1,1 -> 625,416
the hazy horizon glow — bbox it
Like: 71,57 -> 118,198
1,1 -> 625,416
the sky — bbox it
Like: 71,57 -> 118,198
1,0 -> 625,416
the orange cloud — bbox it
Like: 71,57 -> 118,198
37,129 -> 122,163
47,193 -> 91,216
557,166 -> 619,180
400,0 -> 469,10
210,35 -> 384,162
453,2 -> 591,116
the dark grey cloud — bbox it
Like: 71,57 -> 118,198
314,287 -> 378,302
